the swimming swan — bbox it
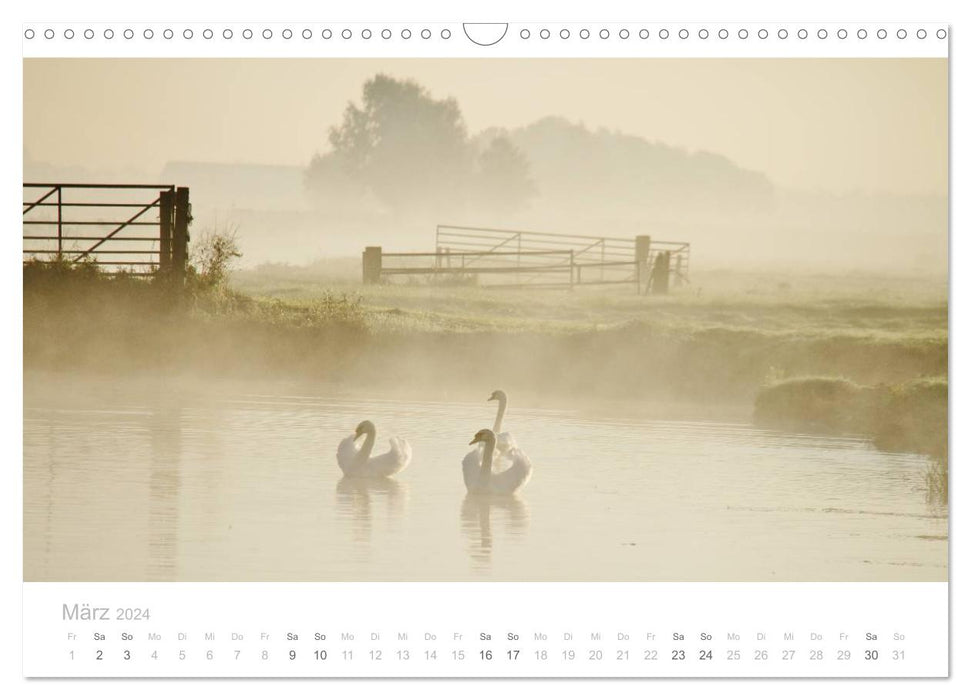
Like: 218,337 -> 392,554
336,420 -> 412,478
463,428 -> 532,495
488,389 -> 518,456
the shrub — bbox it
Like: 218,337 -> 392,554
189,222 -> 242,289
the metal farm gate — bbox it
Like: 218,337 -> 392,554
23,183 -> 191,282
363,224 -> 691,293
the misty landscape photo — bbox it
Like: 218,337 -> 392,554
23,58 -> 947,582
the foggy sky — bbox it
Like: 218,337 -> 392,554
24,58 -> 947,196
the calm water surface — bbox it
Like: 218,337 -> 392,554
24,378 -> 947,581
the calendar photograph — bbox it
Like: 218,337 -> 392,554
23,54 -> 948,586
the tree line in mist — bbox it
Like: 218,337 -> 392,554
304,74 -> 772,221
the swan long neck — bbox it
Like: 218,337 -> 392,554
492,394 -> 507,433
358,424 -> 377,464
480,433 -> 496,480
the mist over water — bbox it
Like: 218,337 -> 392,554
23,376 -> 946,582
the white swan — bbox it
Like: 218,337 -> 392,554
488,389 -> 518,456
463,428 -> 532,495
336,420 -> 412,478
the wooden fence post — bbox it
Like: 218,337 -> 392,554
635,235 -> 651,294
159,190 -> 174,273
652,251 -> 670,295
363,246 -> 382,284
56,186 -> 63,258
173,187 -> 190,286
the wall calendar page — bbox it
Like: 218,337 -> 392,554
12,1 -> 958,696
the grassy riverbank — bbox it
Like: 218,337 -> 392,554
24,260 -> 947,470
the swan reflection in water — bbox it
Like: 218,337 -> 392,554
335,476 -> 408,544
460,493 -> 529,570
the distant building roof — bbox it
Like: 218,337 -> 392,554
159,161 -> 309,211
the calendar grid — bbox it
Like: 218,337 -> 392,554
24,582 -> 949,678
